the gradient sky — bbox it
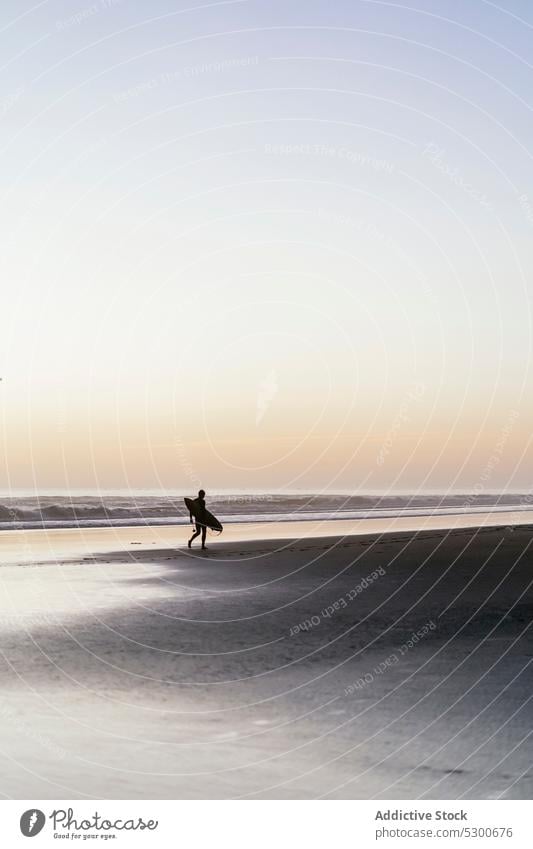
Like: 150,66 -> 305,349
1,0 -> 532,493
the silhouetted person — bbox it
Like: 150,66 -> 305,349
188,489 -> 208,550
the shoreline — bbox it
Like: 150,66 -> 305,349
1,510 -> 532,564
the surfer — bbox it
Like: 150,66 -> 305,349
188,489 -> 208,550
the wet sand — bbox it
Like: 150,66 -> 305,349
0,517 -> 532,799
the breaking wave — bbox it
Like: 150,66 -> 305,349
0,493 -> 529,530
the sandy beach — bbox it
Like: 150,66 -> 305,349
0,516 -> 532,799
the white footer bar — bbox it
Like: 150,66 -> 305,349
3,800 -> 531,847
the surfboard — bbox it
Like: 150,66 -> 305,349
184,497 -> 223,533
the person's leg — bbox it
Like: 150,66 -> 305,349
201,525 -> 207,549
188,524 -> 201,547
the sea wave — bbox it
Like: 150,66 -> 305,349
0,493 -> 529,531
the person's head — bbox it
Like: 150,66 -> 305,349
198,489 -> 205,498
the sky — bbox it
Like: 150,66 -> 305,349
0,0 -> 532,494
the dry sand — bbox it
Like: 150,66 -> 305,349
0,515 -> 532,799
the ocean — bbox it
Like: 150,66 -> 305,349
0,492 -> 530,530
